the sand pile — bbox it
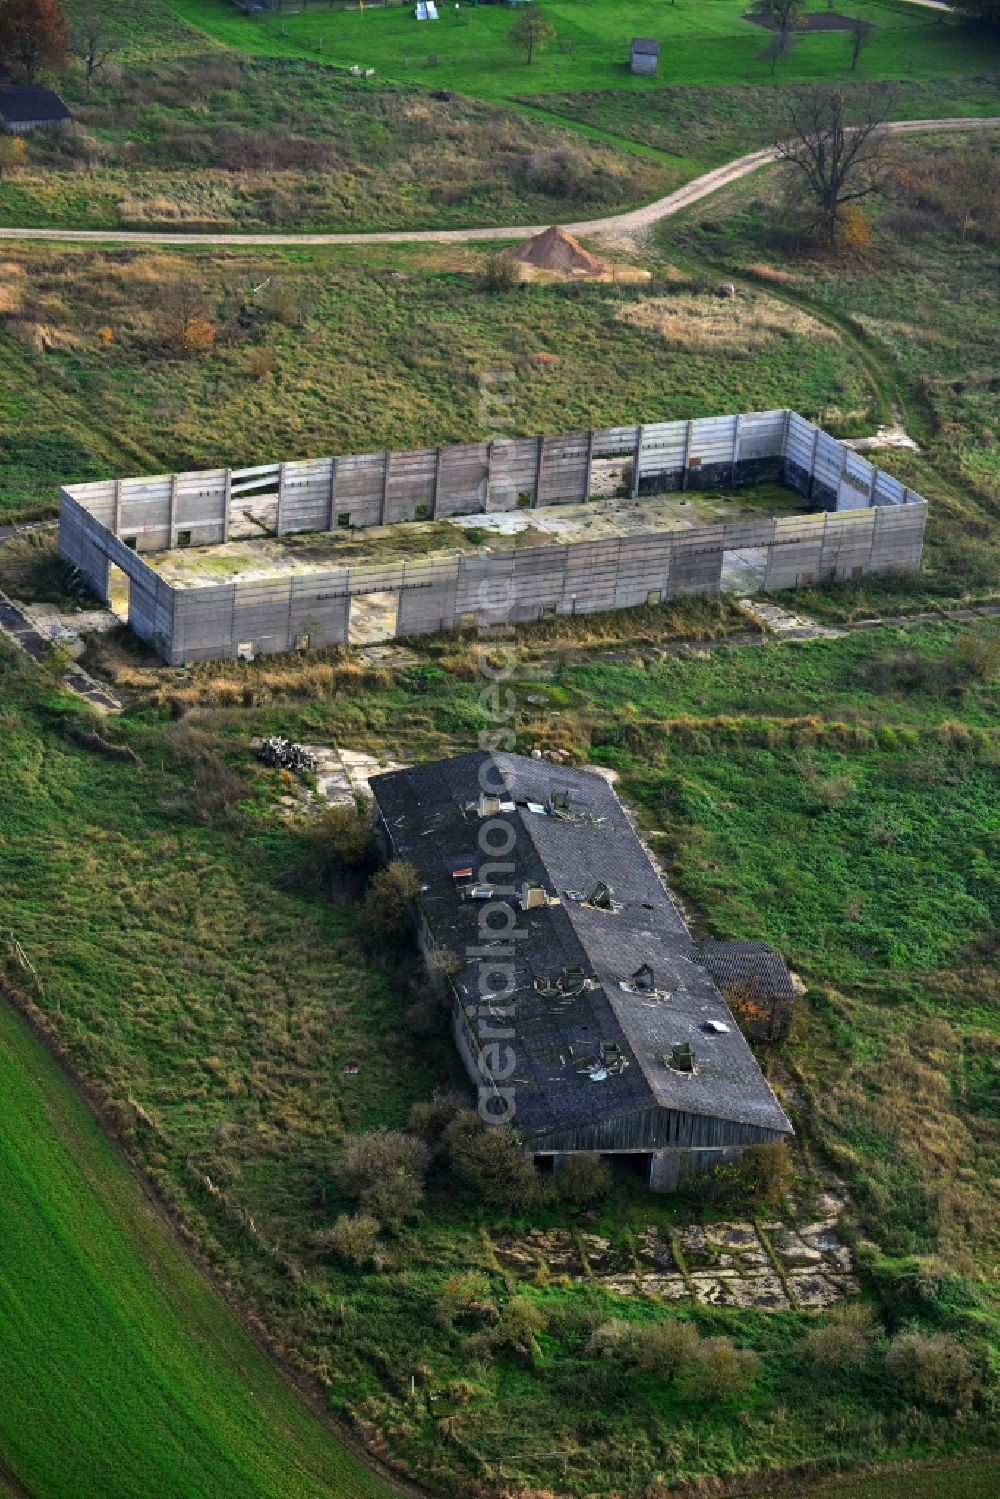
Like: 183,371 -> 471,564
511,225 -> 605,277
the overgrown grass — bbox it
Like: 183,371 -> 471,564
0,241 -> 875,521
1,610 -> 998,1494
1,54 -> 668,232
654,132 -> 1000,614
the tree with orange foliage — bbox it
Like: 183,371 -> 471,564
0,0 -> 70,82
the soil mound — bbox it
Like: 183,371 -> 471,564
511,225 -> 605,276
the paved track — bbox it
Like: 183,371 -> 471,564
0,118 -> 995,249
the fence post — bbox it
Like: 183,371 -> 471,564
807,424 -> 821,503
583,429 -> 594,501
276,463 -> 287,537
112,479 -> 122,537
730,413 -> 742,483
680,420 -> 693,493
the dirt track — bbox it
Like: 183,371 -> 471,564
0,117 -> 995,250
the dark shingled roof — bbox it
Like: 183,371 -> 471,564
699,940 -> 796,1001
370,751 -> 791,1144
0,85 -> 71,125
631,37 -> 660,53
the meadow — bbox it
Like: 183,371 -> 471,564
0,964 -> 398,1499
654,130 -> 1000,614
0,239 -> 874,522
2,601 -> 998,1493
1,128 -> 999,1496
0,0 -> 995,237
163,0 -> 997,101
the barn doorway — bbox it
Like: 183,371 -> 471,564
348,590 -> 399,645
107,562 -> 130,621
721,546 -> 767,594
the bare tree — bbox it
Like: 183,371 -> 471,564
759,21 -> 798,75
751,0 -> 803,25
847,16 -> 874,71
74,17 -> 118,88
775,86 -> 890,245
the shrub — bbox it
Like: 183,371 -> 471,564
0,136 -> 27,176
956,623 -> 1000,680
436,1270 -> 498,1330
246,344 -> 274,382
886,1330 -> 982,1410
632,1319 -> 700,1382
799,1303 -> 877,1371
408,1089 -> 470,1145
360,860 -> 421,942
490,1295 -> 547,1357
318,1211 -> 381,1267
479,252 -> 519,293
314,802 -> 375,871
179,315 -> 216,355
683,1336 -> 760,1401
740,1142 -> 793,1206
553,1153 -> 612,1206
445,1111 -> 541,1209
585,1318 -> 632,1360
337,1130 -> 429,1230
836,203 -> 873,251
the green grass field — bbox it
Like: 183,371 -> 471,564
163,0 -> 997,101
2,602 -> 999,1493
0,988 -> 397,1499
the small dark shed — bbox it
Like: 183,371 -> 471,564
630,37 -> 660,75
0,85 -> 72,134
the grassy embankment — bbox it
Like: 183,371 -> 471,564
0,239 -> 874,521
0,956 -> 398,1499
0,0 -> 671,235
2,602 -> 998,1494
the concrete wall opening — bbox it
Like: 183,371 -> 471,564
107,562 -> 130,621
349,590 -> 399,645
721,546 -> 768,593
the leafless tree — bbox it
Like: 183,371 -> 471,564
848,16 -> 874,71
759,21 -> 798,76
74,16 -> 118,88
775,86 -> 890,245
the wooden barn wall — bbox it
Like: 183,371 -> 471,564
526,1105 -> 786,1154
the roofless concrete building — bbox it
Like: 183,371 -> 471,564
370,752 -> 793,1190
59,409 -> 926,663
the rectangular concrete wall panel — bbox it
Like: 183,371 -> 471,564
59,410 -> 929,663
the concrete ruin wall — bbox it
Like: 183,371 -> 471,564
59,409 -> 928,664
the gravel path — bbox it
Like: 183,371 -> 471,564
0,117 -> 994,250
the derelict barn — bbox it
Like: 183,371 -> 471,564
370,752 -> 793,1191
58,408 -> 928,665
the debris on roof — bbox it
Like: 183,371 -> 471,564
369,752 -> 793,1145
